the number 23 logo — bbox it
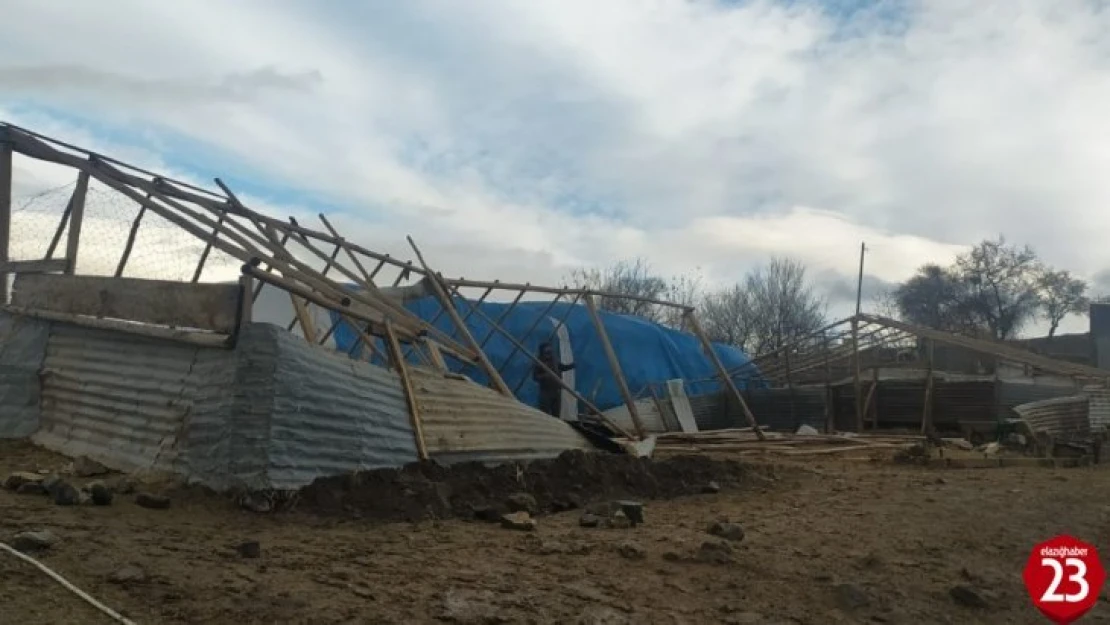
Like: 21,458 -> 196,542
1041,557 -> 1090,603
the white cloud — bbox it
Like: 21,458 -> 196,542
3,0 -> 1109,337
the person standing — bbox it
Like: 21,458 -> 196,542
533,342 -> 574,417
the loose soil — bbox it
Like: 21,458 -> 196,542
1,439 -> 1109,624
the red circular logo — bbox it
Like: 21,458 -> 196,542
1023,535 -> 1106,624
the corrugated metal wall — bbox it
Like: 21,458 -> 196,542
1085,387 -> 1110,432
0,312 -> 48,438
997,381 -> 1078,420
1012,395 -> 1090,440
264,327 -> 418,491
689,392 -> 733,431
412,367 -> 594,465
743,387 -> 826,431
34,323 -> 238,474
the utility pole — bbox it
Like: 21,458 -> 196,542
853,242 -> 866,432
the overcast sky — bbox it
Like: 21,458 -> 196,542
3,0 -> 1108,335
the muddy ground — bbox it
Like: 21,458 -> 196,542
2,440 -> 1110,625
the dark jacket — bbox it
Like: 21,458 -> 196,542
533,352 -> 573,392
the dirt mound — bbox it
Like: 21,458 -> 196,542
298,450 -> 772,522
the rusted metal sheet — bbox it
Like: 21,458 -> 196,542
997,381 -> 1079,420
411,367 -> 594,464
1012,395 -> 1090,440
34,322 -> 236,474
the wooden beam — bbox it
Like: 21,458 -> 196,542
237,275 -> 253,330
384,319 -> 429,459
11,273 -> 242,333
406,236 -> 512,396
44,194 -> 73,260
494,294 -> 563,377
191,207 -> 226,283
0,259 -> 67,274
685,310 -> 766,441
286,240 -> 341,332
852,317 -> 863,433
584,293 -> 646,439
115,197 -> 149,278
254,221 -> 318,342
62,172 -> 89,275
512,292 -> 583,395
477,286 -> 529,349
0,131 -> 11,302
3,305 -> 229,348
921,338 -> 935,435
422,338 -> 448,371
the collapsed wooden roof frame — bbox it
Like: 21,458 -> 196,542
0,122 -> 767,442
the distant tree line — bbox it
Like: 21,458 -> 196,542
565,256 -> 828,355
886,236 -> 1089,340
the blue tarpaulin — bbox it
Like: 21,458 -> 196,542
330,296 -> 761,412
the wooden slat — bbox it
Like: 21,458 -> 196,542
63,172 -> 89,274
11,273 -> 241,333
0,259 -> 67,274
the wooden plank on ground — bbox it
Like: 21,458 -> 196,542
11,273 -> 241,333
0,259 -> 67,274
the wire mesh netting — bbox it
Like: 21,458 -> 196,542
10,180 -> 240,283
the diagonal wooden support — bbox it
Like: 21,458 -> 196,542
685,309 -> 765,441
384,319 -> 428,461
584,293 -> 646,439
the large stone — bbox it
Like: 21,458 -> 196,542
52,482 -> 80,506
708,521 -> 746,543
500,511 -> 536,531
579,513 -> 603,528
87,482 -> 114,506
108,565 -> 148,585
71,456 -> 109,478
237,541 -> 262,559
616,501 -> 644,526
10,530 -> 58,553
615,541 -> 646,560
4,472 -> 44,491
16,482 -> 47,495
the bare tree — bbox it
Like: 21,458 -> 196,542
567,257 -> 667,321
660,272 -> 703,328
1036,268 -> 1089,338
743,257 -> 828,354
956,236 -> 1041,339
698,285 -> 752,349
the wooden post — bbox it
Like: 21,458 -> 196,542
870,366 -> 880,431
685,310 -> 766,441
44,194 -> 73,260
237,274 -> 254,333
852,318 -> 863,433
584,293 -> 646,439
62,171 -> 89,275
406,236 -> 512,397
115,197 -> 149,277
921,338 -> 935,434
286,241 -> 341,332
784,342 -> 797,429
384,319 -> 428,461
422,338 -> 448,371
191,208 -> 226,282
823,331 -> 834,433
0,131 -> 11,302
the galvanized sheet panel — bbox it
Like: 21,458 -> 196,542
0,312 -> 48,438
265,327 -> 418,490
412,368 -> 594,464
1082,386 -> 1110,433
997,381 -> 1079,420
689,392 -> 735,431
34,322 -> 236,474
1012,395 -> 1090,440
603,398 -> 668,434
743,387 -> 826,432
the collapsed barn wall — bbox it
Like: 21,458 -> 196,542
0,312 -> 594,491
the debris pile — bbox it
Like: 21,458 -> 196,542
299,449 -> 768,522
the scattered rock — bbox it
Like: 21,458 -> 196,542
615,541 -> 646,560
237,541 -> 262,559
947,439 -> 974,451
107,565 -> 148,585
796,424 -> 820,436
135,492 -> 171,510
724,613 -> 764,625
949,585 -> 988,609
500,511 -> 536,531
438,589 -> 508,624
551,493 -> 583,512
708,521 -> 746,542
86,482 -> 114,506
579,512 -> 603,528
616,501 -> 644,526
505,492 -> 538,515
701,481 -> 721,494
41,474 -> 63,495
696,540 -> 734,565
4,471 -> 44,491
10,530 -> 58,553
52,481 -> 80,506
576,605 -> 630,625
833,583 -> 871,610
472,503 -> 508,523
71,456 -> 109,478
606,510 -> 633,530
16,481 -> 47,495
662,551 -> 682,562
935,477 -> 948,485
238,492 -> 271,513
